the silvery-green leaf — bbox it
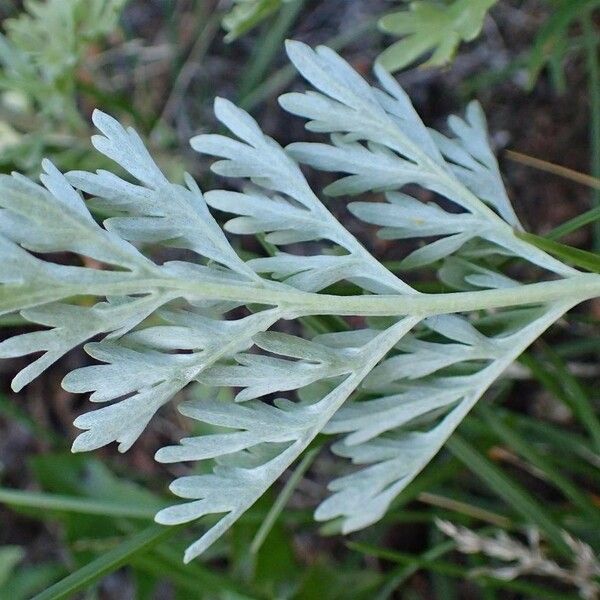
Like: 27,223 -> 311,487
0,163 -> 145,268
205,189 -> 327,242
72,382 -> 178,453
249,253 -> 365,292
200,331 -> 357,401
431,101 -> 521,227
0,39 -> 586,565
281,42 -> 575,277
194,96 -> 411,294
68,113 -> 253,278
156,317 -> 418,562
316,302 -> 572,534
66,307 -> 283,451
0,295 -> 164,391
350,192 -> 481,239
62,342 -> 189,402
401,232 -> 476,270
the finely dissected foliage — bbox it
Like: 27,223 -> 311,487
0,0 -> 128,175
1,41 -> 599,563
0,0 -> 126,125
377,0 -> 498,72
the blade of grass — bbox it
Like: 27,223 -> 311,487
518,352 -> 567,400
446,435 -> 572,557
494,407 -> 600,470
429,527 -> 458,600
525,0 -> 600,90
417,492 -> 512,528
519,351 -> 600,457
31,524 -> 181,600
348,541 -> 581,600
239,16 -> 378,111
475,406 -> 600,524
554,336 -> 600,358
514,230 -> 600,273
0,488 -> 161,519
373,540 -> 456,600
0,394 -> 62,444
153,543 -> 255,596
238,0 -> 306,102
133,557 -> 207,596
250,444 -> 321,554
151,5 -> 223,134
134,549 -> 257,597
547,205 -> 600,241
540,343 -> 600,453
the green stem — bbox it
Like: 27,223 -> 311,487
3,273 -> 599,319
238,0 -> 307,102
250,443 -> 321,554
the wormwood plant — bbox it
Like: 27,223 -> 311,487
0,0 -> 128,179
0,0 -> 127,127
1,41 -> 599,564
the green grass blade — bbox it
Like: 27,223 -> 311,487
476,406 -> 600,524
583,10 -> 600,249
238,0 -> 306,102
417,491 -> 512,528
539,344 -> 600,453
239,16 -> 378,111
373,540 -> 456,600
447,435 -> 572,557
548,205 -> 600,241
250,444 -> 321,554
0,394 -> 62,444
514,230 -> 600,273
31,525 -> 180,600
133,552 -> 258,597
554,336 -> 600,357
0,488 -> 161,519
494,408 -> 600,471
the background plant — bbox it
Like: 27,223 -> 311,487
0,0 -> 130,172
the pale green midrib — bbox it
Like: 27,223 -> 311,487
305,181 -> 415,294
3,273 -> 599,318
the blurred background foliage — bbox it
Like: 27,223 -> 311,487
0,1 -> 599,598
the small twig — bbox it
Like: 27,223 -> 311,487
437,520 -> 600,600
505,150 -> 600,190
418,492 -> 512,529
